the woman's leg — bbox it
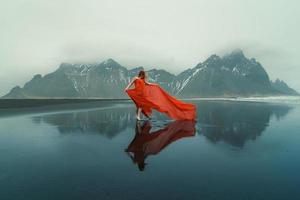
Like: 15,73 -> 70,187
136,107 -> 142,120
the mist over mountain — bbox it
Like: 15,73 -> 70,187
2,50 -> 298,99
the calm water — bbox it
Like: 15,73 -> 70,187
0,100 -> 300,200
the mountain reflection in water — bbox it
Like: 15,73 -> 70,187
32,101 -> 291,148
196,101 -> 292,147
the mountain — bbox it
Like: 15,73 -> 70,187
175,50 -> 278,97
271,79 -> 299,95
2,59 -> 175,99
2,50 -> 298,99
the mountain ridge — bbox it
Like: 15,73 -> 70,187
2,50 -> 299,99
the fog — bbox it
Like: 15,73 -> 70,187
0,0 -> 299,95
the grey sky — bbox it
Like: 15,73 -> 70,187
0,0 -> 299,96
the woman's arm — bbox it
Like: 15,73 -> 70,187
144,76 -> 157,86
124,77 -> 137,91
145,79 -> 157,86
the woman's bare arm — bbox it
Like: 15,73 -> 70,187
124,77 -> 137,91
145,79 -> 157,86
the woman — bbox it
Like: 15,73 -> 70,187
124,70 -> 196,120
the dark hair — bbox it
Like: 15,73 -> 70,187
138,70 -> 146,79
138,162 -> 146,171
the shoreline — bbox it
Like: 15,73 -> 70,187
0,99 -> 130,109
0,97 -> 297,119
0,96 -> 299,110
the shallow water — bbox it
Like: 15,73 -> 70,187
0,100 -> 299,200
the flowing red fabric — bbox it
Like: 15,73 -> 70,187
126,78 -> 196,120
125,120 -> 196,169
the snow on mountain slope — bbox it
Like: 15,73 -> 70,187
2,50 -> 298,99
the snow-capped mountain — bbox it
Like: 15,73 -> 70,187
2,50 -> 298,99
175,50 -> 279,97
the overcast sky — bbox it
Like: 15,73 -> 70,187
0,0 -> 299,95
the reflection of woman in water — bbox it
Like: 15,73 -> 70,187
124,70 -> 196,121
125,121 -> 152,171
125,120 -> 196,171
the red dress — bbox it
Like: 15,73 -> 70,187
126,78 -> 196,120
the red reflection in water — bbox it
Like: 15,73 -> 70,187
125,120 -> 196,171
